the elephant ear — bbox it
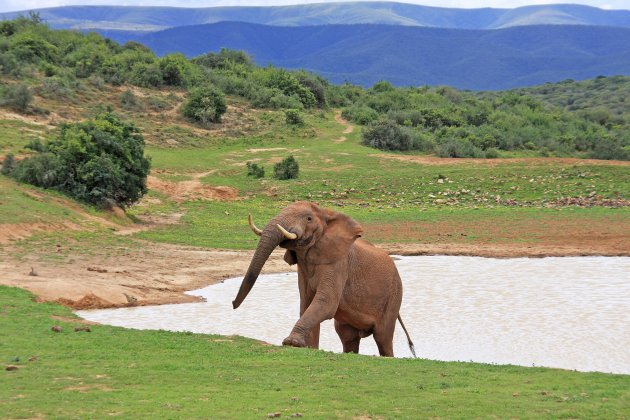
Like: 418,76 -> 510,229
307,210 -> 363,265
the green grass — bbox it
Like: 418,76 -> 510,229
1,285 -> 629,418
0,119 -> 48,156
129,110 -> 630,249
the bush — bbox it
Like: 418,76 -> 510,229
120,89 -> 142,111
361,119 -> 413,151
181,86 -> 227,126
435,138 -> 485,158
0,83 -> 33,112
273,155 -> 299,180
285,109 -> 304,125
1,153 -> 15,175
343,105 -> 379,125
11,113 -> 151,207
246,162 -> 265,178
588,139 -> 629,160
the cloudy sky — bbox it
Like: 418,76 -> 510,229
1,0 -> 629,13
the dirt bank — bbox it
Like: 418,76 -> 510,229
1,238 -> 628,310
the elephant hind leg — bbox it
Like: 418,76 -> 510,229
334,321 -> 361,354
373,325 -> 395,357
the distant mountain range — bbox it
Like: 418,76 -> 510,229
108,22 -> 630,90
3,3 -> 630,31
2,2 -> 630,90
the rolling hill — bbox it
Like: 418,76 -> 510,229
2,2 -> 630,32
121,22 -> 630,90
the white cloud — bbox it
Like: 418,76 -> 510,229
1,0 -> 628,14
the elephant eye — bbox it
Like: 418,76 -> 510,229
306,216 -> 313,222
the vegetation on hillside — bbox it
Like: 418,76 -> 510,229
5,112 -> 150,208
1,15 -> 628,165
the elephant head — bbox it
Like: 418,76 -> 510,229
232,201 -> 363,309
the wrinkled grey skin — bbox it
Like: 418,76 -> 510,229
233,201 -> 415,357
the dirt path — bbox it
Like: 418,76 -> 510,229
147,170 -> 239,202
334,111 -> 354,143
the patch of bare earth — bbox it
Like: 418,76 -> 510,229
0,243 -> 292,309
147,170 -> 239,202
334,110 -> 354,142
368,216 -> 630,257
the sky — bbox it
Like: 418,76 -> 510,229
1,0 -> 629,14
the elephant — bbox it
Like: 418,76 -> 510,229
232,201 -> 416,357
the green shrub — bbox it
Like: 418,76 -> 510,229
588,139 -> 629,160
11,113 -> 151,207
285,109 -> 304,125
0,83 -> 33,112
361,119 -> 413,151
485,148 -> 500,158
38,76 -> 73,98
129,62 -> 163,87
435,138 -> 484,158
273,155 -> 299,180
246,162 -> 265,178
1,153 -> 15,175
181,86 -> 227,126
120,89 -> 142,111
343,106 -> 379,125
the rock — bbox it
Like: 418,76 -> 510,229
5,365 -> 18,371
291,414 -> 303,418
28,356 -> 38,362
51,325 -> 63,333
123,293 -> 138,306
87,266 -> 108,273
74,326 -> 91,332
267,413 -> 281,418
28,267 -> 38,276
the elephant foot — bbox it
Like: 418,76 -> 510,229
282,335 -> 306,348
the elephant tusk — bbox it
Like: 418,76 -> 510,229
248,214 -> 263,236
277,224 -> 297,240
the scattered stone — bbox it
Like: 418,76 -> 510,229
74,326 -> 91,332
291,414 -> 303,418
51,325 -> 63,333
512,392 -> 520,397
267,413 -> 281,418
28,356 -> 38,362
5,365 -> 18,371
28,267 -> 38,276
87,266 -> 108,273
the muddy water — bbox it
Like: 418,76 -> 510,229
77,256 -> 630,374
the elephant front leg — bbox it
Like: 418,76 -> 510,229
283,271 -> 343,348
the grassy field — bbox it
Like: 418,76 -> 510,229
1,91 -> 629,418
2,286 -> 629,418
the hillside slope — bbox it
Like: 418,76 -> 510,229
130,22 -> 630,90
3,3 -> 630,31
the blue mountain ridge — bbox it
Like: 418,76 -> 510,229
113,22 -> 630,90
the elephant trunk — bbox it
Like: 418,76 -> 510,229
232,218 -> 286,309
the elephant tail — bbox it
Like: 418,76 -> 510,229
397,314 -> 417,358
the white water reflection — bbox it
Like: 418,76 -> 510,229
77,256 -> 630,374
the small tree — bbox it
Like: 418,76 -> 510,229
285,109 -> 304,125
182,86 -> 227,126
1,83 -> 33,112
273,155 -> 299,180
361,119 -> 413,151
1,153 -> 15,175
246,161 -> 265,178
11,113 -> 151,208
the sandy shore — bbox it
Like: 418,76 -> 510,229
1,239 -> 628,310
